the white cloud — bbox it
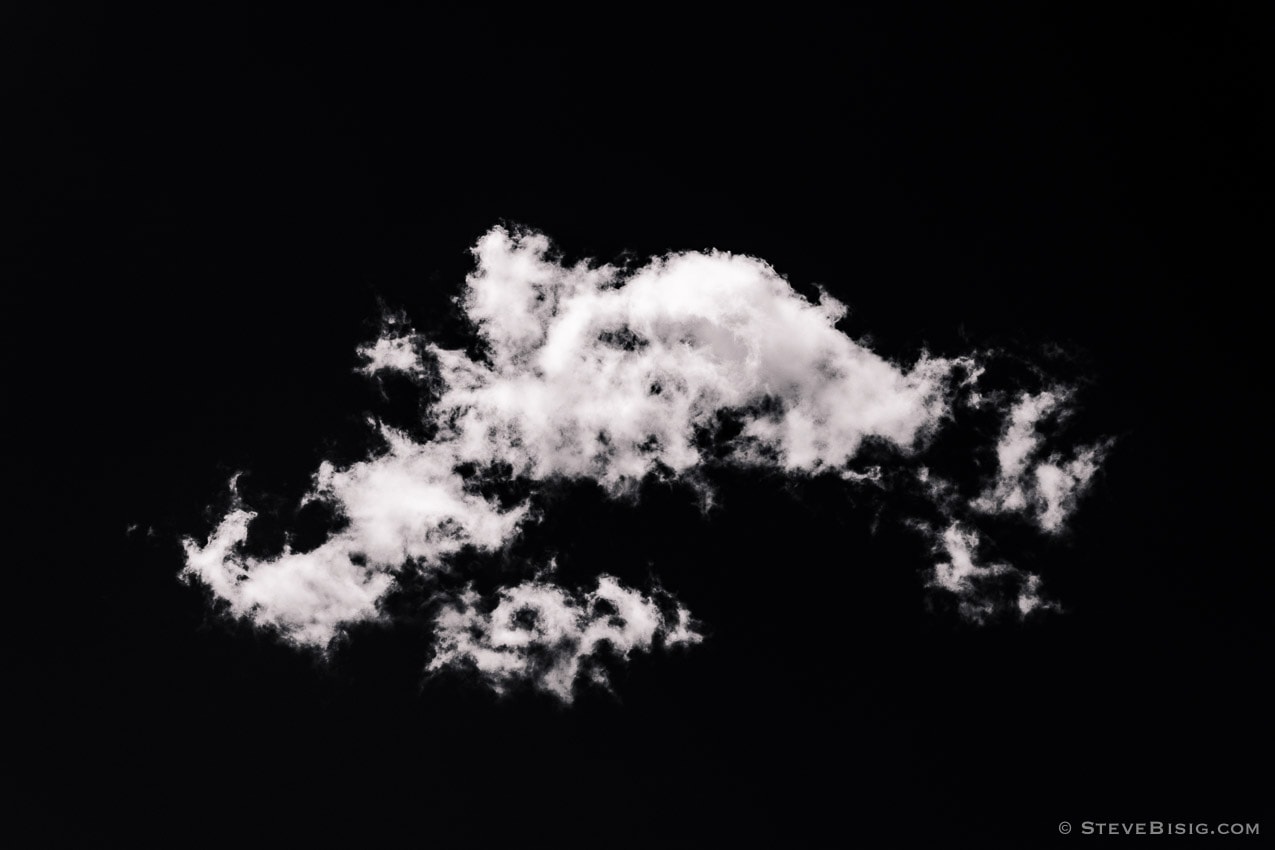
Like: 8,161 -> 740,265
927,523 -> 1052,622
428,576 -> 701,701
182,507 -> 394,647
182,435 -> 525,648
376,226 -> 967,489
184,225 -> 1108,686
974,390 -> 1107,532
356,310 -> 428,377
357,335 -> 423,376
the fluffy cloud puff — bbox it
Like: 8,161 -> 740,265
183,435 -> 524,647
973,391 -> 1108,532
429,576 -> 700,702
183,226 -> 1107,698
927,523 -> 1051,623
419,228 -> 965,490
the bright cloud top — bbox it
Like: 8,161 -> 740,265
183,225 -> 1107,700
417,228 -> 964,488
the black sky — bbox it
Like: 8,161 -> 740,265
8,5 -> 1269,845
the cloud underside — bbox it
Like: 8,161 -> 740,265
183,226 -> 1106,701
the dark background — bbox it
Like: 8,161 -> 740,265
7,5 -> 1268,845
